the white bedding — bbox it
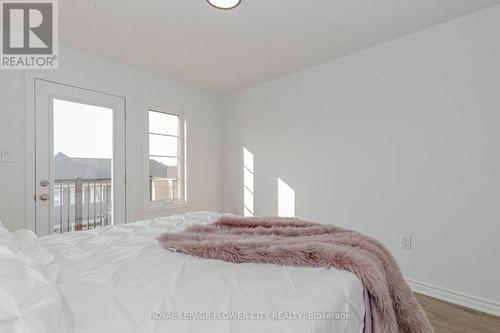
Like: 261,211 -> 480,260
8,212 -> 366,333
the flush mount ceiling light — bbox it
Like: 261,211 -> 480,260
207,0 -> 241,10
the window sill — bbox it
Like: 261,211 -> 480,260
143,201 -> 188,213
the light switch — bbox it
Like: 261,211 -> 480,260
401,235 -> 413,250
1,149 -> 14,162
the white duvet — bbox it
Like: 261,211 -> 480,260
3,212 -> 365,333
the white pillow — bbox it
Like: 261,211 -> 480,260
13,229 -> 56,267
0,222 -> 18,254
0,222 -> 71,333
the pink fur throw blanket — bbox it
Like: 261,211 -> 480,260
158,215 -> 433,333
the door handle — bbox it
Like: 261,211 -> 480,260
39,193 -> 49,201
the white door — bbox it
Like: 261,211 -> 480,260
35,80 -> 126,236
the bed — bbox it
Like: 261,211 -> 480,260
1,211 -> 366,333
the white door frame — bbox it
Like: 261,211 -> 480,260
25,75 -> 127,235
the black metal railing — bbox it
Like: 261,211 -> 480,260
53,178 -> 112,234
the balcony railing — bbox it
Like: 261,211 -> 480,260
149,176 -> 180,202
53,178 -> 112,234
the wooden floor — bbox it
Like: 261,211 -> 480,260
415,294 -> 500,333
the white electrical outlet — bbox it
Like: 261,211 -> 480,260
401,236 -> 412,250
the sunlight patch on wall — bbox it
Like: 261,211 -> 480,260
183,119 -> 188,202
243,148 -> 254,217
278,178 -> 295,217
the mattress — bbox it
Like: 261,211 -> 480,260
38,211 -> 366,333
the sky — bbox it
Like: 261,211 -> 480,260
53,99 -> 113,159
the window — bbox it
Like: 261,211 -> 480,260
146,107 -> 185,206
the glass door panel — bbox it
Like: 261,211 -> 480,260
52,99 -> 113,233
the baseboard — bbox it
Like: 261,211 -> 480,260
407,278 -> 500,317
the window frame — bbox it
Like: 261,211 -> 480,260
142,100 -> 187,212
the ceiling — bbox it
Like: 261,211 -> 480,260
60,0 -> 500,94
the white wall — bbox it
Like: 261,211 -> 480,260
0,46 -> 223,232
222,6 -> 500,305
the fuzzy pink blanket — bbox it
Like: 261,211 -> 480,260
158,215 -> 433,333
